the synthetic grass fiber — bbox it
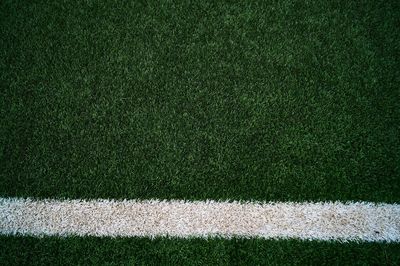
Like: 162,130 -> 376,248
1,0 -> 399,264
1,236 -> 400,266
2,198 -> 399,241
1,0 -> 399,202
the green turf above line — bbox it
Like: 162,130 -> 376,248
1,198 -> 399,242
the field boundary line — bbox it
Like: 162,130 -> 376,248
1,198 -> 399,242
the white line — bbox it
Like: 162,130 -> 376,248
1,198 -> 399,242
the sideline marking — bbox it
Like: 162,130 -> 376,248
1,198 -> 399,242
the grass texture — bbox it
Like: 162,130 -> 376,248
1,0 -> 400,264
1,236 -> 400,266
1,0 -> 400,202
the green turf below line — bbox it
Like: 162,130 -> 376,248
1,0 -> 399,202
1,236 -> 399,265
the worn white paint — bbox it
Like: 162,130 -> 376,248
1,198 -> 399,242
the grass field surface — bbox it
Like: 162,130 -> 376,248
1,0 -> 399,264
1,236 -> 400,265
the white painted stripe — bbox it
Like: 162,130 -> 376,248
1,198 -> 399,242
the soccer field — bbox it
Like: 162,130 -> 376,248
1,0 -> 399,264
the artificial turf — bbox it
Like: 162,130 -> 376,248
1,0 -> 400,264
1,236 -> 400,266
1,0 -> 399,202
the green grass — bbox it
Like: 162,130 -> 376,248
1,0 -> 400,264
1,236 -> 400,266
1,0 -> 399,202
1,0 -> 399,203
